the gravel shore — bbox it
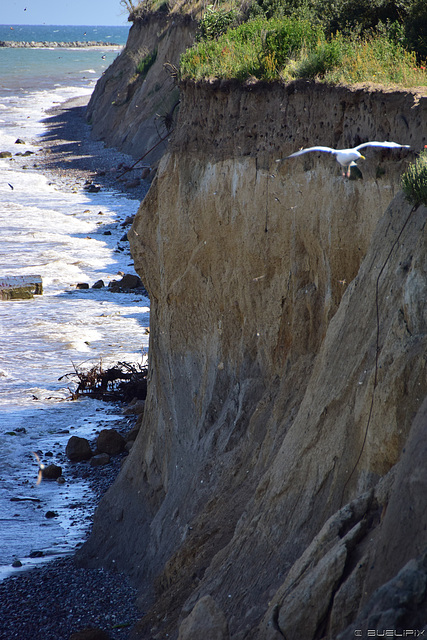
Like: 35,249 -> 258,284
36,94 -> 151,201
0,96 -> 149,640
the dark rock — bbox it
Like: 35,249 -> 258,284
76,282 -> 89,290
66,436 -> 92,462
121,215 -> 134,227
45,510 -> 59,518
141,167 -> 151,180
120,232 -> 129,242
22,150 -> 34,156
45,450 -> 53,456
12,559 -> 22,568
103,230 -> 112,235
69,628 -> 111,640
29,550 -> 44,558
0,151 -> 12,158
119,273 -> 143,289
108,273 -> 144,292
92,280 -> 105,289
15,138 -> 25,144
89,453 -> 110,467
96,429 -> 125,456
84,184 -> 101,193
42,464 -> 62,480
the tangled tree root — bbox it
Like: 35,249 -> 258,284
60,361 -> 148,402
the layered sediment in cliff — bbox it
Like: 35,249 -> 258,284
86,13 -> 196,164
79,79 -> 427,639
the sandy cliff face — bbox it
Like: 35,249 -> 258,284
86,14 -> 196,164
79,79 -> 427,639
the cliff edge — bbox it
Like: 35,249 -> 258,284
80,74 -> 427,639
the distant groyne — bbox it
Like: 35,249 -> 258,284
0,40 -> 122,48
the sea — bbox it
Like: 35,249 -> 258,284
0,25 -> 150,579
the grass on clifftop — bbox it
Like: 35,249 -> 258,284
124,0 -> 427,86
180,15 -> 427,85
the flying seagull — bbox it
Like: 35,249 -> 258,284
32,451 -> 45,485
285,141 -> 410,177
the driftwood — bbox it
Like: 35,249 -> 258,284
60,361 -> 148,402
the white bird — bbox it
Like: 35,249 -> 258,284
33,451 -> 45,485
285,141 -> 410,178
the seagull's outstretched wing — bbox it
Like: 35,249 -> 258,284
355,141 -> 410,152
287,146 -> 337,159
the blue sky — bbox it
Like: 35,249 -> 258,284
1,0 -> 129,26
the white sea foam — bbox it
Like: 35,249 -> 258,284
0,60 -> 149,577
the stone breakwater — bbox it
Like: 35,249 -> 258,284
0,40 -> 122,48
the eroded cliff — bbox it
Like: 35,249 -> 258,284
79,79 -> 427,639
86,13 -> 196,164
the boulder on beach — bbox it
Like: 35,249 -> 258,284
42,464 -> 62,480
84,183 -> 101,193
96,429 -> 125,456
0,151 -> 12,158
90,453 -> 110,467
108,273 -> 145,292
66,436 -> 92,462
92,280 -> 105,289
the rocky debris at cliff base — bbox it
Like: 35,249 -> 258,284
1,413 -> 141,639
66,436 -> 93,462
96,429 -> 126,456
90,453 -> 111,467
108,273 -> 147,294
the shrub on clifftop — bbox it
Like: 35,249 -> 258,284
401,149 -> 427,207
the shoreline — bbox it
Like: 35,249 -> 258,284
0,97 -> 148,639
36,94 -> 151,201
0,41 -> 123,48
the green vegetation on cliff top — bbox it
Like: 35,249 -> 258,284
125,0 -> 427,86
